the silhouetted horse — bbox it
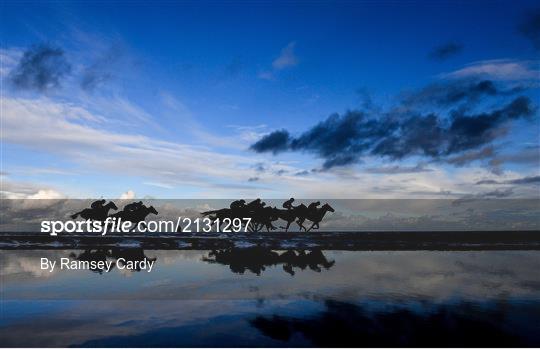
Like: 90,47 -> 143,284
252,206 -> 278,232
109,205 -> 159,232
71,201 -> 118,221
202,205 -> 277,232
297,203 -> 335,232
273,207 -> 304,232
203,199 -> 335,232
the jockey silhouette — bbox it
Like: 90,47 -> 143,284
283,198 -> 295,210
124,201 -> 144,212
90,199 -> 106,209
230,199 -> 246,210
307,201 -> 321,213
246,199 -> 263,210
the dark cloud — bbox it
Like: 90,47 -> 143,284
508,175 -> 540,184
445,147 -> 495,166
518,8 -> 540,50
481,188 -> 514,198
428,42 -> 463,60
10,44 -> 71,91
445,96 -> 534,153
476,179 -> 499,185
294,170 -> 310,176
250,129 -> 291,154
250,95 -> 536,169
252,162 -> 266,172
453,188 -> 515,204
248,177 -> 260,182
476,175 -> 540,185
402,80 -> 523,108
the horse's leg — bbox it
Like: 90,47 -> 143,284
128,221 -> 139,233
306,222 -> 316,232
296,218 -> 306,231
284,221 -> 291,232
212,217 -> 220,232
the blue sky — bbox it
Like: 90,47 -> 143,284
1,0 -> 539,199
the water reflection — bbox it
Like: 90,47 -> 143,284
202,247 -> 335,275
69,248 -> 157,274
38,247 -> 335,276
1,249 -> 540,346
250,299 -> 539,347
2,250 -> 540,301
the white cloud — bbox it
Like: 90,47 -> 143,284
226,124 -> 268,142
442,59 -> 540,81
1,96 -> 269,197
119,190 -> 135,199
143,181 -> 175,189
0,176 -> 65,199
258,41 -> 298,80
0,47 -> 22,77
159,91 -> 247,149
3,95 -> 536,199
27,189 -> 65,199
272,41 -> 298,70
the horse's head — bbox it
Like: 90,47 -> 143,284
107,202 -> 118,210
148,206 -> 158,215
322,203 -> 335,212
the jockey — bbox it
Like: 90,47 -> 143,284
283,197 -> 295,210
124,201 -> 144,212
90,199 -> 106,209
230,199 -> 246,210
246,198 -> 262,209
307,201 -> 321,212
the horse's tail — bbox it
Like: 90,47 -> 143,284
71,211 -> 81,219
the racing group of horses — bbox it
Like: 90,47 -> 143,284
202,199 -> 335,232
70,198 -> 335,233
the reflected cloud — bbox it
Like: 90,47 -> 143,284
250,299 -> 539,346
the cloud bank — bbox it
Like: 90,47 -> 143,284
251,91 -> 536,169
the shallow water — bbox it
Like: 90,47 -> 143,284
1,249 -> 540,346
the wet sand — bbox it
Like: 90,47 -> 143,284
1,230 -> 539,250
